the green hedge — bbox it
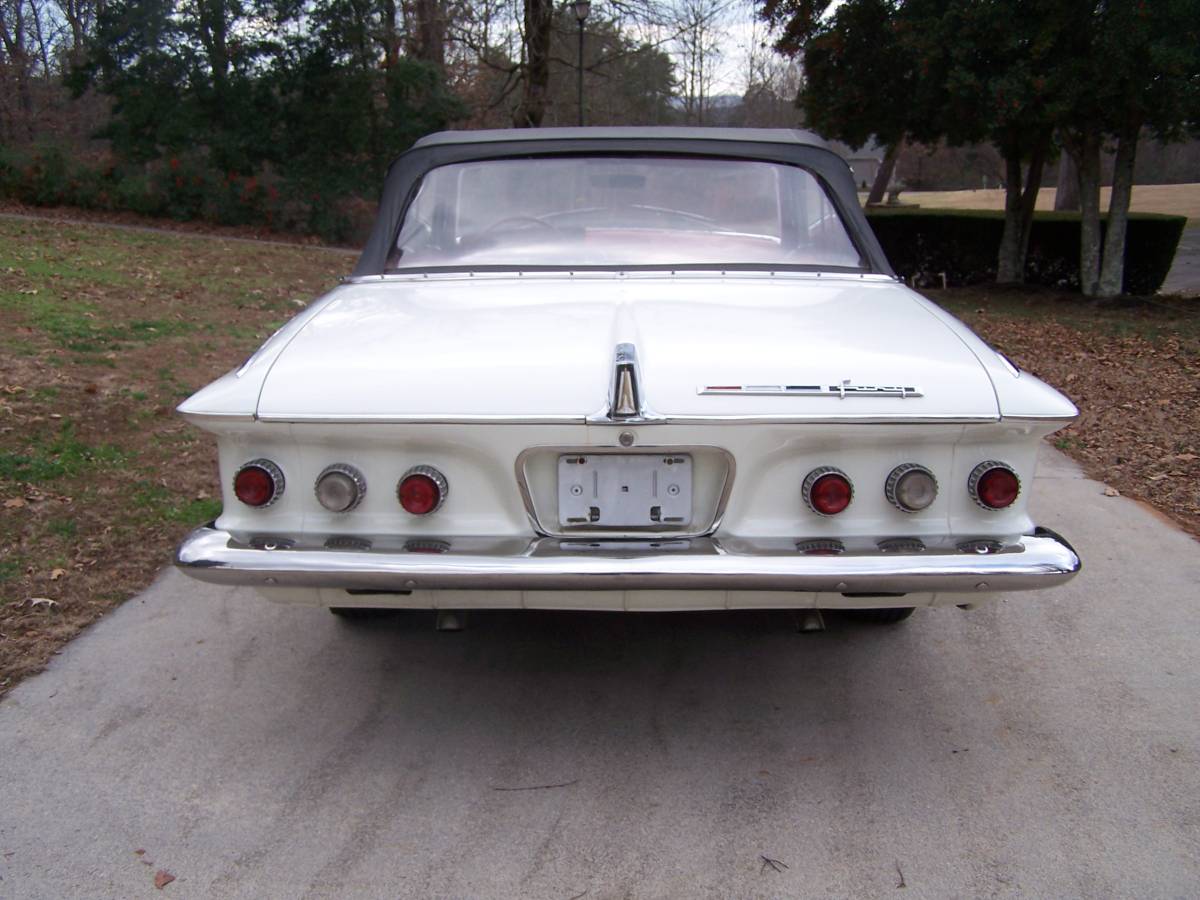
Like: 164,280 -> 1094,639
866,208 -> 1187,295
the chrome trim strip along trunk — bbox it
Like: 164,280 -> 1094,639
176,526 -> 1080,594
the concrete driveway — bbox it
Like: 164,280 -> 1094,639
1162,225 -> 1199,296
1,447 -> 1197,899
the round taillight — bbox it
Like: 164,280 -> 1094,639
397,465 -> 448,515
803,467 -> 853,516
969,461 -> 1020,510
885,463 -> 938,512
315,463 -> 366,512
233,459 -> 284,508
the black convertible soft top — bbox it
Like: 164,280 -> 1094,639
352,127 -> 894,277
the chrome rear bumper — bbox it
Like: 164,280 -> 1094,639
176,526 -> 1079,595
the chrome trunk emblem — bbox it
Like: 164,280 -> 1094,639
590,343 -> 662,423
613,345 -> 640,417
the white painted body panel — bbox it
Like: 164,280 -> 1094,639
178,271 -> 1078,610
196,409 -> 1054,543
242,273 -> 1006,421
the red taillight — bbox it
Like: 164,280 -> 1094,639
803,467 -> 853,516
233,459 -> 283,508
397,465 -> 448,515
969,461 -> 1020,510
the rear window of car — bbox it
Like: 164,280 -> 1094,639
387,156 -> 863,271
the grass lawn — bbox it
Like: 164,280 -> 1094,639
0,219 -> 1197,697
0,218 -> 350,695
885,183 -> 1198,222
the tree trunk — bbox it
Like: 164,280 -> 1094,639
1016,132 -> 1049,272
382,0 -> 402,66
996,152 -> 1025,283
513,0 -> 552,127
405,0 -> 446,70
866,142 -> 899,205
995,129 -> 1050,284
1097,125 -> 1139,298
12,51 -> 35,140
0,8 -> 36,140
1073,130 -> 1103,296
1054,150 -> 1079,211
197,0 -> 230,90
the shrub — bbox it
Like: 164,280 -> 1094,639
0,143 -> 363,244
866,208 -> 1187,295
0,144 -> 74,206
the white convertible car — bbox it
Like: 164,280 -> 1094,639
175,127 -> 1080,625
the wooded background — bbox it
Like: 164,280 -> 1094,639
1,0 -> 806,241
1,0 -> 1198,293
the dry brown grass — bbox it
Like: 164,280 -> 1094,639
879,183 -> 1199,222
0,218 -> 349,695
935,286 -> 1200,538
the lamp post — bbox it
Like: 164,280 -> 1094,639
572,0 -> 591,126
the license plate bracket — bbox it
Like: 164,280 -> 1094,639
557,453 -> 693,528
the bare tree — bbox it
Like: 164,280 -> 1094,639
0,0 -> 37,138
737,16 -> 800,127
512,0 -> 553,126
673,0 -> 725,124
55,0 -> 101,64
403,0 -> 447,69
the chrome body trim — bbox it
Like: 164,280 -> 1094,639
588,343 -> 666,424
176,525 -> 1080,594
340,271 -> 902,286
513,444 -> 736,539
999,414 -> 1079,424
700,382 -> 923,399
251,412 -> 1001,425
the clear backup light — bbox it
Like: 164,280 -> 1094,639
397,465 -> 448,515
968,461 -> 1021,510
233,459 -> 284,508
803,466 -> 853,516
885,463 -> 938,512
315,463 -> 366,512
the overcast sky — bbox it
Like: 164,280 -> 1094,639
650,0 -> 775,97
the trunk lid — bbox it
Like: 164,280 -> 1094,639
255,275 -> 998,421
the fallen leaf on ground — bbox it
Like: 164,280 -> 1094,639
49,568 -> 66,581
4,498 -> 26,509
154,870 -> 175,889
28,597 -> 58,608
1104,487 -> 1121,497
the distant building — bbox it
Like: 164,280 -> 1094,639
829,139 -> 886,190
